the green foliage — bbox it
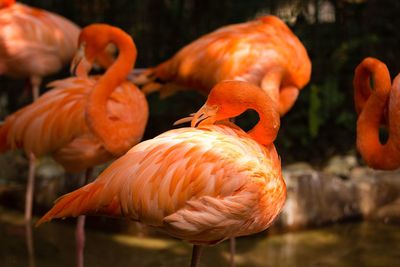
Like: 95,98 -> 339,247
308,85 -> 321,138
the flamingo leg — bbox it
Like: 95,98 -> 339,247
229,237 -> 236,267
25,152 -> 36,222
25,152 -> 36,267
76,168 -> 93,267
30,76 -> 42,101
190,245 -> 204,267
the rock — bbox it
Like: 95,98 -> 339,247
373,198 -> 400,224
274,162 -> 400,230
283,162 -> 314,173
323,154 -> 358,178
275,169 -> 360,230
350,166 -> 400,218
36,157 -> 65,180
35,157 -> 66,209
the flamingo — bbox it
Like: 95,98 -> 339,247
0,24 -> 149,267
133,15 -> 311,116
0,0 -> 80,100
354,57 -> 400,170
37,80 -> 287,267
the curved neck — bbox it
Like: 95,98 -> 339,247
246,90 -> 280,146
86,28 -> 137,155
223,82 -> 280,145
355,57 -> 400,169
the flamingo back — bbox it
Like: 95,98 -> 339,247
38,125 -> 286,244
0,3 -> 80,77
150,16 -> 310,95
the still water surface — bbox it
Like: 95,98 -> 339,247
1,207 -> 400,267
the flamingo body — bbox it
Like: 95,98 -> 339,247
0,75 -> 148,172
137,16 -> 311,115
0,2 -> 80,79
38,124 -> 285,244
38,80 -> 285,266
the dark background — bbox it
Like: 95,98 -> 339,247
1,0 -> 399,166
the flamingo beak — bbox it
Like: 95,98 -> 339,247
190,104 -> 218,128
70,44 -> 91,77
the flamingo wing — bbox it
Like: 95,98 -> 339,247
38,125 -> 284,243
0,77 -> 91,156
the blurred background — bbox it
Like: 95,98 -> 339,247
1,0 -> 400,266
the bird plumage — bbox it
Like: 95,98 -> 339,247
0,75 -> 148,172
37,124 -> 285,244
37,80 -> 286,267
134,15 -> 311,115
0,2 -> 80,80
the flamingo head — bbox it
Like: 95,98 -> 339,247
70,24 -> 116,76
190,80 -> 257,127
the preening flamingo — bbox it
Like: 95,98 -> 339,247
354,57 -> 400,170
134,15 -> 311,116
0,0 -> 80,100
0,24 -> 149,267
37,80 -> 287,267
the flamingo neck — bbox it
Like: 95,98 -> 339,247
247,93 -> 280,146
86,28 -> 137,155
233,85 -> 280,145
355,58 -> 400,169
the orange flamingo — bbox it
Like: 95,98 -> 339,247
0,0 -> 80,100
0,24 -> 149,267
37,80 -> 287,267
134,15 -> 311,116
354,57 -> 400,170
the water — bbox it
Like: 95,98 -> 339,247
1,207 -> 400,267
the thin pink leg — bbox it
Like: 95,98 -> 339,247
229,237 -> 236,267
190,245 -> 204,267
25,152 -> 36,267
76,168 -> 92,267
30,76 -> 41,101
25,152 -> 36,222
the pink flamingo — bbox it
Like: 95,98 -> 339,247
134,15 -> 311,116
0,0 -> 80,100
37,80 -> 287,267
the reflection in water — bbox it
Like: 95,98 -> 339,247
25,222 -> 35,267
76,215 -> 86,267
1,207 -> 400,267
